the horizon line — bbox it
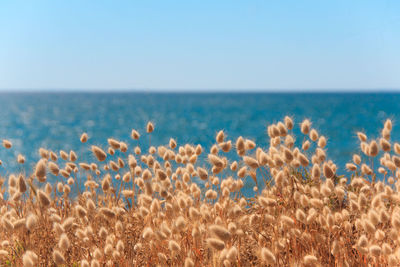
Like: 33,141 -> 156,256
0,88 -> 399,93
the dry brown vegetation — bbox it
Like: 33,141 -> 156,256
1,117 -> 400,266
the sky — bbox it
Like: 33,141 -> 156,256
0,0 -> 399,91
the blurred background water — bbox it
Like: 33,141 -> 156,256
0,92 -> 398,196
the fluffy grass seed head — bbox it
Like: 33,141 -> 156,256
301,119 -> 311,135
91,146 -> 107,161
35,159 -> 47,182
52,249 -> 65,265
209,225 -> 231,241
303,255 -> 318,266
80,132 -> 88,143
2,139 -> 12,149
146,122 -> 154,133
206,238 -> 225,251
261,247 -> 276,264
37,190 -> 50,207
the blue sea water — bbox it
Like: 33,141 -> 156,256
0,92 -> 399,196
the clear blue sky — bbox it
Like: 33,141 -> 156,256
0,0 -> 399,91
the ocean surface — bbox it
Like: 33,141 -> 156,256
0,92 -> 399,196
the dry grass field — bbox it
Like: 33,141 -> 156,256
0,117 -> 399,266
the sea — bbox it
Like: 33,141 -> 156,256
0,92 -> 399,197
